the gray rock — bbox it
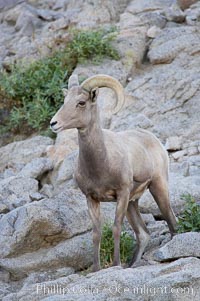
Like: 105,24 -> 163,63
0,44 -> 8,66
187,155 -> 200,176
2,168 -> 16,178
3,257 -> 200,301
144,220 -> 171,253
172,149 -> 188,160
0,176 -> 38,210
15,6 -> 42,33
0,281 -> 10,300
169,161 -> 190,177
154,232 -> 200,261
178,0 -> 198,10
0,189 -> 91,258
65,0 -> 130,28
141,213 -> 155,224
64,178 -> 79,189
185,2 -> 200,25
29,192 -> 46,202
0,136 -> 53,172
39,184 -> 54,198
36,9 -> 62,21
3,2 -> 25,25
0,269 -> 10,282
126,0 -> 175,14
19,158 -> 53,179
147,221 -> 169,236
187,146 -> 199,156
42,15 -> 70,32
148,26 -> 200,64
22,267 -> 75,288
165,136 -> 183,151
120,8 -> 167,30
19,18 -> 35,36
143,11 -> 167,28
183,140 -> 200,148
164,4 -> 186,23
0,204 -> 9,214
114,53 -> 200,144
186,14 -> 199,25
54,150 -> 77,186
188,165 -> 199,176
110,110 -> 153,131
147,26 -> 162,38
0,232 -> 93,279
43,0 -> 129,31
53,0 -> 68,11
114,25 -> 147,71
0,0 -> 24,11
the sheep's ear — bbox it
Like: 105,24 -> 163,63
90,87 -> 99,103
62,88 -> 68,97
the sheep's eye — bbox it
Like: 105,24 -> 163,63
78,101 -> 86,107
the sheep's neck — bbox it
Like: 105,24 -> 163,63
78,120 -> 107,178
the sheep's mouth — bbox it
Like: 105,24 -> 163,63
50,126 -> 63,133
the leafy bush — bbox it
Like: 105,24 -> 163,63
68,28 -> 119,64
177,194 -> 200,233
100,222 -> 135,268
0,28 -> 119,133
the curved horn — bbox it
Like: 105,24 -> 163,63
68,74 -> 79,89
81,74 -> 125,114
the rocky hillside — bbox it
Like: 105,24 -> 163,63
0,0 -> 200,300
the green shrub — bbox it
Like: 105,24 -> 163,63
177,194 -> 200,233
0,28 -> 119,134
100,222 -> 135,268
68,28 -> 119,64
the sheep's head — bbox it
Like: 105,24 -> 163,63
50,74 -> 124,133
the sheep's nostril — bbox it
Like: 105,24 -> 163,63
50,121 -> 57,127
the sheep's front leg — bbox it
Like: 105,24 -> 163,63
87,197 -> 101,272
113,189 -> 129,266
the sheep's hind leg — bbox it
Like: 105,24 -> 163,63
87,197 -> 101,272
126,200 -> 150,267
149,179 -> 177,236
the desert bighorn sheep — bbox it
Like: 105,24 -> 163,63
50,74 -> 177,272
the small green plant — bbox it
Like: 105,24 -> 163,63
177,194 -> 200,233
0,28 -> 119,134
100,222 -> 135,268
67,27 -> 119,65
